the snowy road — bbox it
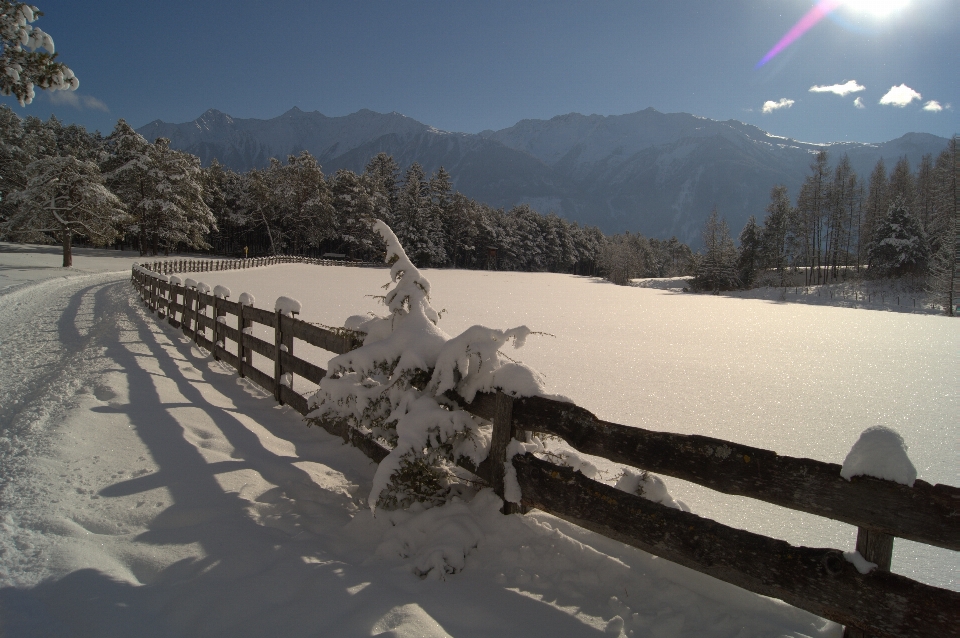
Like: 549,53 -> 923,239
0,256 -> 842,637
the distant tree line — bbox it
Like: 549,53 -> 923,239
0,107 -> 698,279
691,142 -> 958,315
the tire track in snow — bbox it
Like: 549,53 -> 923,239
0,271 -> 128,583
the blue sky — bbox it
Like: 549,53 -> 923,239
4,0 -> 957,143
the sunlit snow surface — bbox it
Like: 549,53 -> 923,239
209,264 -> 957,590
0,246 -> 956,637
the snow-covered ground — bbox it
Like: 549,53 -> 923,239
1,245 -> 956,637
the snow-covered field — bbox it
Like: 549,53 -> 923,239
1,244 -> 956,637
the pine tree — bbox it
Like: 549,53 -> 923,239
760,185 -> 793,286
0,105 -> 27,223
868,197 -> 929,278
736,216 -> 762,287
927,138 -> 958,315
0,2 -> 78,106
888,156 -> 915,206
3,155 -> 126,266
273,151 -> 334,253
690,207 -> 739,292
863,157 -> 889,255
394,163 -> 445,266
330,168 -> 381,259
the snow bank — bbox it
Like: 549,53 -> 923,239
840,425 -> 917,486
274,295 -> 301,316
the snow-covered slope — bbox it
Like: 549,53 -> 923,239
0,251 -> 870,637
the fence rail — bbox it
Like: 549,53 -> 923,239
130,263 -> 959,638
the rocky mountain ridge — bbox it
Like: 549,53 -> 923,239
137,108 -> 949,245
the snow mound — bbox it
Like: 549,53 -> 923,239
274,295 -> 301,316
196,281 -> 211,294
840,425 -> 917,486
843,550 -> 878,574
184,277 -> 197,289
374,490 -> 500,580
615,468 -> 690,511
213,285 -> 231,299
238,292 -> 255,306
169,275 -> 182,285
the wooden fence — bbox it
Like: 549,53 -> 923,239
130,263 -> 959,638
137,253 -> 385,276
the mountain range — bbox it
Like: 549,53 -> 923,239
137,107 -> 949,246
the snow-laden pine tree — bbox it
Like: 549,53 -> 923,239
867,197 -> 929,278
307,220 -> 543,511
3,155 -> 126,266
394,163 -> 446,266
0,105 -> 28,222
690,207 -> 739,292
103,124 -> 214,256
330,168 -> 382,260
141,138 -> 214,254
272,151 -> 334,253
0,2 -> 77,105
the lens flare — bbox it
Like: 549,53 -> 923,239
756,0 -> 910,68
756,0 -> 841,68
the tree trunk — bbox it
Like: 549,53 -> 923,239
62,229 -> 73,267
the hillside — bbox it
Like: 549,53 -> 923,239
138,109 -> 949,245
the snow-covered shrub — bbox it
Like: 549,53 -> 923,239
307,220 -> 544,512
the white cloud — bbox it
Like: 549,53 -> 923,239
809,80 -> 865,97
762,98 -> 795,114
879,84 -> 921,107
922,100 -> 943,112
853,97 -> 865,109
48,91 -> 109,112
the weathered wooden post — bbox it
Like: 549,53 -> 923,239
193,288 -> 203,345
237,301 -> 247,377
212,294 -> 223,361
273,308 -> 283,403
491,391 -> 521,514
842,529 -> 894,638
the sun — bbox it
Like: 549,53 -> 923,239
841,0 -> 911,17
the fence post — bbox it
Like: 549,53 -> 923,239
182,287 -> 192,336
842,528 -> 894,638
212,295 -> 223,361
194,288 -> 203,346
237,302 -> 250,378
491,391 -> 520,514
274,309 -> 283,404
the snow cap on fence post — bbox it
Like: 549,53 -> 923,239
274,296 -> 301,317
213,285 -> 231,299
184,278 -> 197,289
196,282 -> 211,294
238,292 -> 255,306
840,425 -> 917,486
169,275 -> 183,286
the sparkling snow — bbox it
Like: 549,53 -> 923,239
0,244 -> 956,637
